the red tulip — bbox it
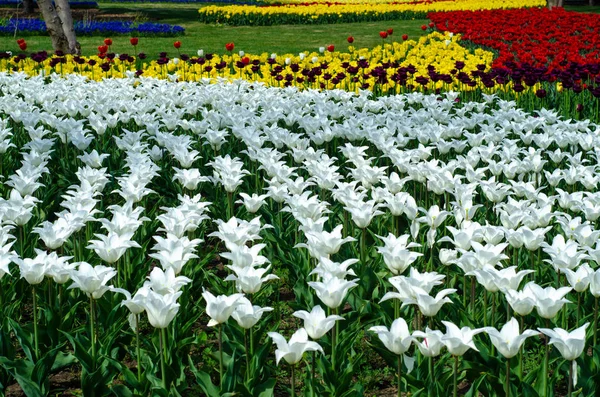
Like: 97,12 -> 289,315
17,38 -> 25,44
98,45 -> 108,54
347,36 -> 354,44
428,22 -> 435,28
421,25 -> 427,31
18,41 -> 26,51
174,41 -> 181,49
326,44 -> 334,52
402,34 -> 408,40
241,56 -> 250,65
225,42 -> 235,51
103,38 -> 112,46
379,31 -> 388,39
130,37 -> 138,46
387,28 -> 393,35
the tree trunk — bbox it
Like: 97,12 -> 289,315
557,0 -> 564,6
36,0 -> 80,55
55,0 -> 80,54
23,0 -> 34,14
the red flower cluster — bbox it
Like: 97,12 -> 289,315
429,8 -> 600,71
16,38 -> 26,51
267,0 -> 452,7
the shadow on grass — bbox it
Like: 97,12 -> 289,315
98,5 -> 200,21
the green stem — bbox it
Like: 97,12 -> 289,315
331,307 -> 337,369
250,326 -> 254,358
577,293 -> 581,326
492,293 -> 496,329
453,355 -> 459,397
462,275 -> 467,308
136,314 -> 141,384
291,364 -> 295,397
428,356 -> 434,396
519,317 -> 524,380
160,327 -> 166,389
397,354 -> 402,397
428,246 -> 433,272
245,328 -> 250,382
542,319 -> 549,397
568,360 -> 573,397
90,297 -> 96,368
20,225 -> 25,256
227,191 -> 234,219
361,228 -> 366,268
594,297 -> 598,348
33,287 -> 39,360
483,290 -> 488,327
311,350 -> 316,397
219,324 -> 223,389
470,277 -> 475,315
506,358 -> 510,397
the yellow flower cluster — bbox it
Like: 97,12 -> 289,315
199,0 -> 546,23
0,32 -> 508,95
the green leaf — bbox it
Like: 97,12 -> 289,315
61,330 -> 94,374
8,318 -> 35,363
111,384 -> 134,397
0,358 -> 42,397
188,355 -> 221,397
254,378 -> 275,397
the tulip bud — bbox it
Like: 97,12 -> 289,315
421,24 -> 427,30
347,36 -> 354,44
439,248 -> 458,266
130,37 -> 138,46
173,41 -> 182,49
225,42 -> 235,51
379,31 -> 388,39
386,28 -> 393,35
104,38 -> 112,46
402,34 -> 408,40
326,44 -> 334,52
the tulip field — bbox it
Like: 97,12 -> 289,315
3,2 -> 600,397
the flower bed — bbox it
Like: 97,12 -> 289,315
198,0 -> 544,26
4,30 -> 600,121
0,19 -> 184,36
108,0 -> 257,3
1,32 -> 496,91
429,8 -> 600,71
0,72 -> 599,397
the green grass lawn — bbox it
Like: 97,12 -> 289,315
2,3 -> 430,56
4,3 -> 599,57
